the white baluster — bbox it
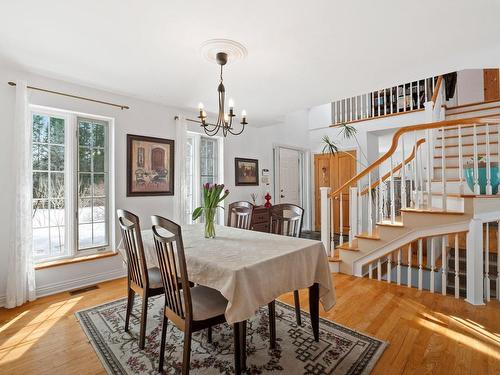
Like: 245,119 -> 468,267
418,238 -> 423,290
390,156 -> 395,223
368,172 -> 373,235
407,243 -> 412,287
339,193 -> 344,246
410,82 -> 414,110
401,135 -> 407,209
458,125 -> 464,195
371,92 -> 375,118
497,221 -> 500,301
382,90 -> 386,116
358,180 -> 362,235
369,262 -> 373,279
430,237 -> 435,293
441,126 -> 447,210
390,87 -> 393,115
375,174 -> 380,225
485,222 -> 490,301
454,233 -> 460,299
387,254 -> 392,283
486,124 -> 492,195
377,258 -> 382,281
419,144 -> 424,208
349,187 -> 357,246
442,235 -> 447,295
424,77 -> 428,103
378,177 -> 384,223
397,248 -> 402,285
414,131 -> 420,209
473,124 -> 480,194
426,129 -> 432,209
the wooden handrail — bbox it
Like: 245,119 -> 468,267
328,117 -> 500,198
431,76 -> 443,106
360,138 -> 426,195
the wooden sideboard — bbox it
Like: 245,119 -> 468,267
251,205 -> 270,233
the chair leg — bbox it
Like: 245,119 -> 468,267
158,315 -> 168,372
207,326 -> 213,343
182,328 -> 192,375
139,294 -> 148,350
124,288 -> 135,332
268,301 -> 276,349
240,321 -> 247,371
294,290 -> 302,326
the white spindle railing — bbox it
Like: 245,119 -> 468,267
320,118 -> 500,304
331,76 -> 441,125
485,222 -> 490,301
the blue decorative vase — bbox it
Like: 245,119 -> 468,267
464,162 -> 499,195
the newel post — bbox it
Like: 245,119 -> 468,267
320,187 -> 332,256
465,218 -> 485,305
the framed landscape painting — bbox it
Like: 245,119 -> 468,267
127,134 -> 175,196
235,158 -> 259,186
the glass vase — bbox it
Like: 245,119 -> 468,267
204,207 -> 216,238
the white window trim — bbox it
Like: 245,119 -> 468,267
30,105 -> 115,263
186,131 -> 224,224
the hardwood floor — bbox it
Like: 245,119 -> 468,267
0,274 -> 499,374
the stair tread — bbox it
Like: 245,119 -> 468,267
401,207 -> 464,215
328,255 -> 341,263
336,242 -> 359,251
437,130 -> 499,140
356,231 -> 381,240
435,141 -> 499,149
376,220 -> 404,227
435,152 -> 498,158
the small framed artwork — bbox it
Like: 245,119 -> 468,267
235,158 -> 259,186
127,134 -> 175,196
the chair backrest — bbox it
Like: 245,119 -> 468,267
151,215 -> 192,321
269,204 -> 304,238
117,209 -> 149,289
227,201 -> 254,229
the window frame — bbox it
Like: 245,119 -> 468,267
185,132 -> 224,224
30,105 -> 115,263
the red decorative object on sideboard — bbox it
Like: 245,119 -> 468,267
264,192 -> 272,208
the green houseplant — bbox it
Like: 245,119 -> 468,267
192,183 -> 229,238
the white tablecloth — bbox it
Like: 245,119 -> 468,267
129,224 -> 336,324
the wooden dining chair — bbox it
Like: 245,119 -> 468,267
151,215 -> 244,375
227,201 -> 254,230
269,203 -> 305,325
117,209 -> 165,350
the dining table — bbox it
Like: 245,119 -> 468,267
135,223 -> 336,372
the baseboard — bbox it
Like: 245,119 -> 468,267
0,268 -> 126,307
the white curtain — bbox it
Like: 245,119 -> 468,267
6,80 -> 36,308
173,116 -> 188,225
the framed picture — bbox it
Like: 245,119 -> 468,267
235,158 -> 259,186
127,134 -> 175,196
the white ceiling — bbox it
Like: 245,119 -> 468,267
1,0 -> 500,126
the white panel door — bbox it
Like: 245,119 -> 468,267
279,148 -> 300,205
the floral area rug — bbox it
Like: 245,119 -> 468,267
76,296 -> 387,374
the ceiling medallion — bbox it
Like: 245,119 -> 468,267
196,41 -> 248,137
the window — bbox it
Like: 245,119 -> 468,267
31,108 -> 113,262
185,133 -> 223,224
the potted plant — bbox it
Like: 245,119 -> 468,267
192,183 -> 229,238
464,156 -> 499,194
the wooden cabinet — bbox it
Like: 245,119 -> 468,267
314,151 -> 357,233
251,206 -> 270,233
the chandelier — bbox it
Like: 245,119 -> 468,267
197,52 -> 247,137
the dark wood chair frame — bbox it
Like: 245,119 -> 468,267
227,201 -> 254,230
151,215 -> 245,375
269,203 -> 305,326
117,209 -> 165,350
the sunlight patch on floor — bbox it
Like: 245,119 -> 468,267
0,297 -> 82,363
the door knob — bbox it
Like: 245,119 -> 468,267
280,194 -> 285,198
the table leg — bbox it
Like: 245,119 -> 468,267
240,321 -> 247,370
268,301 -> 276,349
309,283 -> 320,342
233,323 -> 241,375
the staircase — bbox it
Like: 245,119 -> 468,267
320,98 -> 500,305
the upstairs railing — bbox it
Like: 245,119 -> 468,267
331,75 -> 443,125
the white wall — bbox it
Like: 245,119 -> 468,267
456,69 -> 484,105
0,63 -> 280,304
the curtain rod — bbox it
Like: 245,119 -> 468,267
7,81 -> 130,110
